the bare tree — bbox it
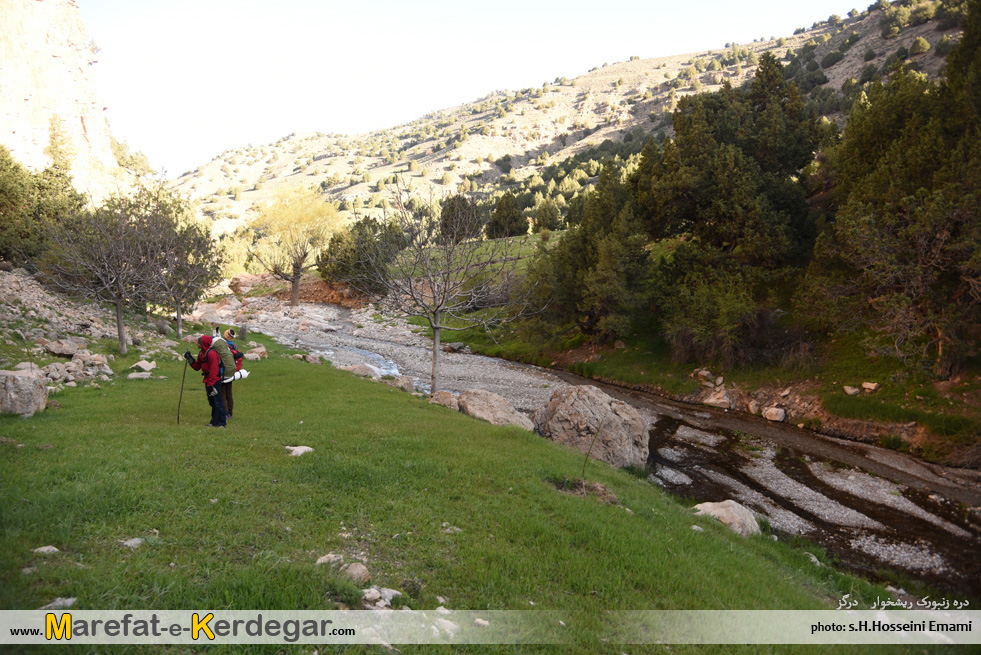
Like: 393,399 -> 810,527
144,187 -> 224,339
248,187 -> 343,306
333,185 -> 534,393
36,198 -> 162,355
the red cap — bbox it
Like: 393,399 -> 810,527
198,335 -> 213,349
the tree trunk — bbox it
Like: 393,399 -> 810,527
291,275 -> 300,307
175,298 -> 183,339
115,297 -> 127,355
431,311 -> 441,393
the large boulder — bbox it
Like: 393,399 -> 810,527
0,369 -> 48,417
429,391 -> 459,411
458,389 -> 533,431
693,500 -> 760,537
44,340 -> 78,357
702,387 -> 734,410
532,385 -> 648,468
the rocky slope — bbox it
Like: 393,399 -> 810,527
0,0 -> 124,200
171,6 -> 961,232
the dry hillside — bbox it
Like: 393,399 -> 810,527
170,4 -> 963,233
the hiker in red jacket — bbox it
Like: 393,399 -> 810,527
184,334 -> 226,428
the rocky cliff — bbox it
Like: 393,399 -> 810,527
0,0 -> 123,199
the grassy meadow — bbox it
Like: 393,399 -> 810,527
0,331 -> 963,654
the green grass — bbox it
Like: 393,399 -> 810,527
0,334 -> 959,654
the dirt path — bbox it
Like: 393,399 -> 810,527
211,296 -> 981,595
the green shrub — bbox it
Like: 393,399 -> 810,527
910,37 -> 931,56
821,51 -> 845,68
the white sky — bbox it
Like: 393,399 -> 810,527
79,0 -> 862,177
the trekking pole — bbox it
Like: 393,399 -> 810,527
178,350 -> 189,425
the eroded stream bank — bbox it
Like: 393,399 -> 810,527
211,296 -> 981,595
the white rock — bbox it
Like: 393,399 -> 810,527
363,587 -> 382,603
316,553 -> 343,566
39,597 -> 76,610
32,545 -> 59,555
341,562 -> 370,584
862,382 -> 881,392
763,407 -> 786,422
693,500 -> 761,537
127,372 -> 152,380
459,389 -> 533,431
285,446 -> 314,457
474,618 -> 490,627
0,369 -> 48,417
379,588 -> 402,604
843,386 -> 861,396
702,387 -> 734,410
691,525 -> 704,533
121,538 -> 144,549
131,360 -> 156,372
533,385 -> 648,468
429,391 -> 459,411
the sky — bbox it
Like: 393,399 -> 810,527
78,0 -> 863,178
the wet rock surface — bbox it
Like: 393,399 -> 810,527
204,295 -> 981,594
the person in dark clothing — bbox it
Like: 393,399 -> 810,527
184,334 -> 226,428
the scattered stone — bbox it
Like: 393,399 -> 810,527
459,389 -> 533,431
378,588 -> 402,604
702,387 -> 734,410
690,525 -> 704,533
862,382 -> 881,392
45,340 -> 79,357
130,360 -> 156,372
39,597 -> 76,611
533,385 -> 648,468
475,619 -> 490,627
429,390 -> 459,411
715,376 -> 724,386
0,369 -> 48,417
780,388 -> 791,398
693,500 -> 761,537
395,376 -> 415,393
748,401 -> 761,415
805,552 -> 823,567
32,545 -> 59,555
442,342 -> 466,353
285,446 -> 314,457
843,386 -> 861,396
127,372 -> 152,380
613,340 -> 627,350
442,522 -> 462,534
120,537 -> 144,549
340,562 -> 370,584
433,618 -> 459,636
316,553 -> 343,567
762,407 -> 786,422
21,566 -> 37,575
246,345 -> 268,359
302,355 -> 322,365
363,588 -> 382,603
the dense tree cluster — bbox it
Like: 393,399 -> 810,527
523,14 -> 981,380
